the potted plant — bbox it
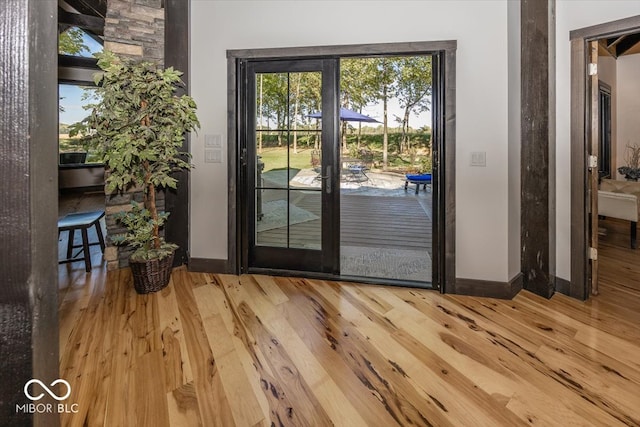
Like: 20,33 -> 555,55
72,51 -> 199,293
618,143 -> 640,181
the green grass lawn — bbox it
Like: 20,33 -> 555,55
257,145 -> 428,174
258,147 -> 315,172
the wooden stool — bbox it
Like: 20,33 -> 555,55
58,210 -> 106,272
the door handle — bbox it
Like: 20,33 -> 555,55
321,165 -> 332,194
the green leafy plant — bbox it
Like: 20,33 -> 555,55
72,51 -> 199,262
419,154 -> 432,174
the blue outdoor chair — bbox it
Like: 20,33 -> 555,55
404,173 -> 432,194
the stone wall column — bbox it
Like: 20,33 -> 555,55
103,0 -> 165,270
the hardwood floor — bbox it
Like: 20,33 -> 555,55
59,249 -> 640,426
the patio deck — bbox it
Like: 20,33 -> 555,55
256,189 -> 433,282
58,182 -> 434,282
257,192 -> 432,250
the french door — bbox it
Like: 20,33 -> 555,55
240,58 -> 340,273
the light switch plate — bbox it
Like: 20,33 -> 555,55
470,151 -> 486,167
205,134 -> 222,148
205,149 -> 222,163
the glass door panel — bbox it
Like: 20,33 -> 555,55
244,60 -> 339,273
254,71 -> 322,251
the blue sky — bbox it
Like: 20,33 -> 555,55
60,84 -> 97,125
59,30 -> 102,125
59,31 -> 431,129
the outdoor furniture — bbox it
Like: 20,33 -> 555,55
341,157 -> 369,183
310,150 -> 321,172
405,173 -> 432,194
346,164 -> 369,182
58,210 -> 106,272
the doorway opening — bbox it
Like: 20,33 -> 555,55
229,41 -> 456,290
570,16 -> 640,299
337,56 -> 434,284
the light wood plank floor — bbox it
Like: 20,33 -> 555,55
59,239 -> 640,426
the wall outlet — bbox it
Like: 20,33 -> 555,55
470,151 -> 486,167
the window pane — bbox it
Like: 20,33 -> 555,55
59,84 -> 101,164
254,70 -> 323,250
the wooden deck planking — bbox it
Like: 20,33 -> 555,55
258,193 -> 432,251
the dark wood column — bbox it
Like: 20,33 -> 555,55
521,0 -> 556,298
0,1 -> 59,425
164,0 -> 191,266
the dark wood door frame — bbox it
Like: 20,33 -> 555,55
1,1 -> 59,425
164,0 -> 191,266
227,40 -> 457,291
570,15 -> 640,300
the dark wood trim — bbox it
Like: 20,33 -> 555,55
548,0 -> 557,288
227,56 -> 239,274
248,267 -> 436,290
1,1 -> 59,425
431,48 -> 454,293
321,59 -> 342,275
570,15 -> 640,40
588,41 -> 599,295
227,40 -> 457,60
555,276 -> 571,295
188,257 -> 230,273
58,54 -> 99,69
58,54 -> 99,85
520,0 -> 555,298
58,66 -> 98,84
443,47 -> 456,293
63,0 -> 107,19
569,38 -> 588,300
453,273 -> 523,300
58,8 -> 105,35
569,16 -> 640,300
164,0 -> 190,267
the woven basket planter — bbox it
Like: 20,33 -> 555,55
129,250 -> 175,294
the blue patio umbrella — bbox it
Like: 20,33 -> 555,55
307,107 -> 380,123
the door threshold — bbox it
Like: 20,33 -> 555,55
246,267 -> 436,290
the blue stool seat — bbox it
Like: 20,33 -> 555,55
404,173 -> 432,194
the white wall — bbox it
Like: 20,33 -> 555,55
190,0 -> 512,281
617,54 -> 640,176
507,0 -> 521,280
556,1 -> 640,281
